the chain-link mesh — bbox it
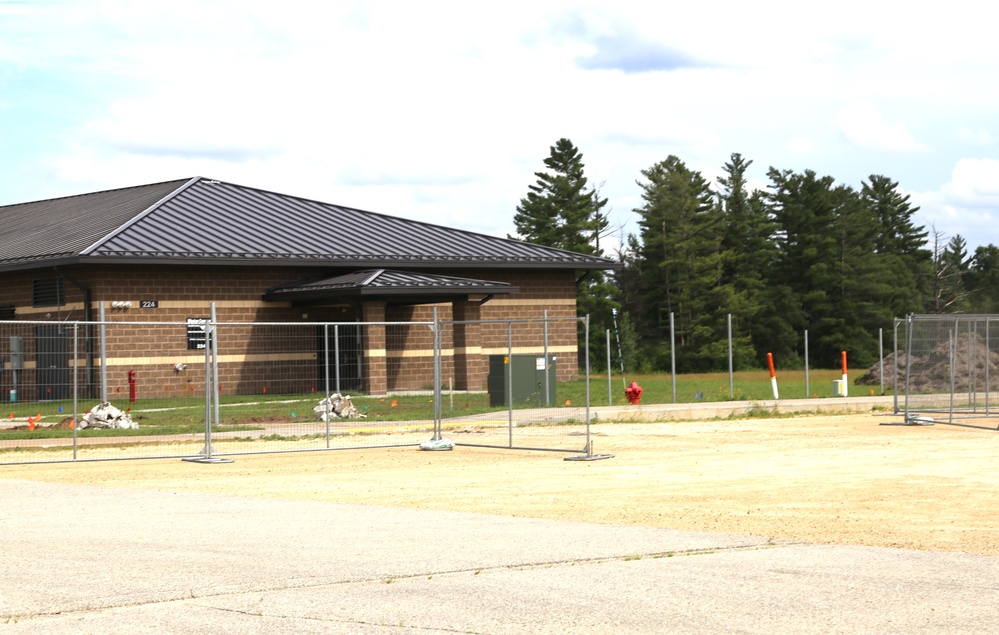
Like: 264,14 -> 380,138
208,321 -> 436,455
898,315 -> 999,427
2,314 -> 595,463
434,316 -> 593,453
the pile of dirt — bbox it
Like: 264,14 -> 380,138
857,331 -> 999,392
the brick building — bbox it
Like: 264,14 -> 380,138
0,177 -> 616,397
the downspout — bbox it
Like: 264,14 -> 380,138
54,267 -> 95,398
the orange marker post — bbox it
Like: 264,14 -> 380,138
767,352 -> 779,400
841,351 -> 848,397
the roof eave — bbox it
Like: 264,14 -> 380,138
0,255 -> 85,274
1,253 -> 620,272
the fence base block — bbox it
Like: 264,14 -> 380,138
182,456 -> 235,464
565,453 -> 615,461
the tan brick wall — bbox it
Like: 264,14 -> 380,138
0,264 -> 582,396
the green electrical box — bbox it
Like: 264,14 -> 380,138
487,354 -> 557,407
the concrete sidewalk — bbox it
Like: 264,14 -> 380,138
2,478 -> 995,634
588,394 -> 898,422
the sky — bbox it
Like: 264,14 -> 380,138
2,0 -> 997,256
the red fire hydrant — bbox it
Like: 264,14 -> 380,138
624,381 -> 643,405
127,369 -> 137,403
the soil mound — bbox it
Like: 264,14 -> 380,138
857,331 -> 999,392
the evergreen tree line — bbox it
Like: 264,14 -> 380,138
513,139 -> 999,373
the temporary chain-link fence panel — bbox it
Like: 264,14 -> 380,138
898,314 -> 999,428
1,314 -> 595,463
0,319 -> 208,463
207,320 -> 437,456
434,316 -> 594,454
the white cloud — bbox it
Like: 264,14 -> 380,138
836,101 -> 928,152
4,0 -> 999,253
911,158 -> 999,249
942,158 -> 999,206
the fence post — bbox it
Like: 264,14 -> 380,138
893,320 -> 899,413
727,313 -> 733,399
566,315 -> 614,461
606,329 -> 612,406
433,307 -> 442,441
211,303 -> 220,432
903,315 -> 913,419
506,321 -> 513,448
670,312 -> 676,403
878,328 -> 884,396
543,309 -> 550,406
804,329 -> 809,398
949,323 -> 956,425
184,302 -> 232,464
987,318 -> 992,416
73,323 -> 79,461
324,324 -> 331,447
99,301 -> 108,403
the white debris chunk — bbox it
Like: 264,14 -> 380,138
314,393 -> 367,421
79,401 -> 138,429
419,437 -> 454,451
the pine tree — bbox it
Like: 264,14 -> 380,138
628,155 -> 721,370
860,175 -> 932,316
513,138 -> 608,254
513,138 -> 614,369
966,245 -> 999,313
715,153 -> 774,369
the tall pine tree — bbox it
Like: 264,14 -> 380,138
513,138 -> 614,370
628,155 -> 721,370
860,175 -> 932,316
715,153 -> 775,369
513,138 -> 608,253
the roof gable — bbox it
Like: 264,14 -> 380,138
0,177 -> 618,271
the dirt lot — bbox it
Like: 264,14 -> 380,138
4,413 -> 999,555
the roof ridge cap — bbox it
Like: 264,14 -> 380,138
79,177 -> 203,256
361,269 -> 385,286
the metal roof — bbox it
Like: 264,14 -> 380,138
263,269 -> 518,304
0,179 -> 191,267
0,177 -> 618,272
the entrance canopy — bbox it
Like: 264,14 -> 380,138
263,269 -> 518,306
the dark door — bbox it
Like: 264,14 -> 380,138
36,325 -> 70,400
316,324 -> 363,394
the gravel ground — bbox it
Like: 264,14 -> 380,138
6,412 -> 998,555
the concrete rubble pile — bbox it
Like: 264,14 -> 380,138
313,393 -> 367,421
78,401 -> 138,429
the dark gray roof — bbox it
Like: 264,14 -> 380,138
0,179 -> 190,267
0,177 -> 618,272
264,269 -> 517,304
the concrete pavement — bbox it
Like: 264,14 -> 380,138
2,477 -> 996,634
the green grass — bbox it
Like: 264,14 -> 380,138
1,368 -> 885,439
584,368 -> 885,406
